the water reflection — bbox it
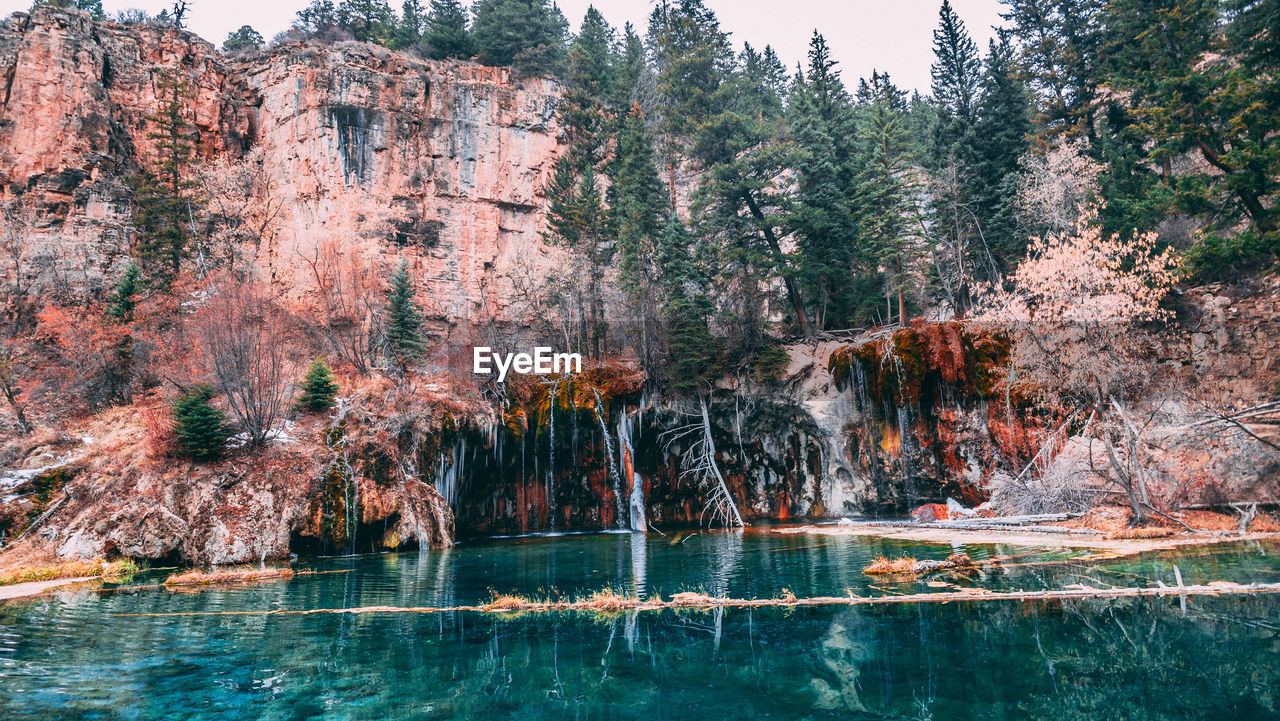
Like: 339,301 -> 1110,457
0,534 -> 1277,720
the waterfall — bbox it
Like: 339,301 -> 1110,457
618,410 -> 647,532
326,399 -> 358,555
434,437 -> 466,508
547,379 -> 558,527
591,388 -> 628,528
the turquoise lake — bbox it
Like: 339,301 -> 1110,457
2,530 -> 1279,720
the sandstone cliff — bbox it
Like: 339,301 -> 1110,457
0,6 -> 564,332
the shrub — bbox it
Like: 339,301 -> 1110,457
296,358 -> 339,412
171,384 -> 230,461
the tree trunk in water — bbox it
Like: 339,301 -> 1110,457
700,396 -> 744,527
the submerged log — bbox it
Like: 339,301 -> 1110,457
115,581 -> 1280,618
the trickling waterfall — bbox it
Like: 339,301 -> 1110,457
434,438 -> 467,508
591,388 -> 628,528
548,378 -> 558,528
618,410 -> 646,532
326,399 -> 359,555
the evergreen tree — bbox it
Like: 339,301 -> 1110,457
610,104 -> 669,300
472,0 -> 569,76
615,24 -> 656,115
790,32 -> 864,329
562,7 -> 618,166
973,31 -> 1033,267
172,384 -> 231,462
106,262 -> 142,322
855,72 -> 924,324
297,358 -> 339,412
223,25 -> 265,52
1105,0 -> 1277,246
929,0 -> 982,165
131,69 -> 197,285
655,217 -> 720,394
1001,0 -> 1104,136
421,0 -> 474,60
337,0 -> 395,44
394,0 -> 426,49
646,0 -> 735,152
383,259 -> 426,369
294,0 -> 339,33
544,161 -> 611,355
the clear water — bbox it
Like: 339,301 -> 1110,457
3,530 -> 1280,720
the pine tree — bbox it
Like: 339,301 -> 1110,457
929,0 -> 982,166
1001,0 -> 1104,137
855,72 -> 924,325
383,259 -> 426,369
106,262 -> 142,322
223,26 -> 264,53
472,0 -> 568,77
973,31 -> 1033,268
297,358 -> 339,412
421,0 -> 474,59
337,0 -> 394,44
790,32 -> 864,329
394,0 -> 426,48
172,384 -> 231,462
561,7 -> 618,166
131,69 -> 197,286
1104,0 -> 1277,246
610,104 -> 669,300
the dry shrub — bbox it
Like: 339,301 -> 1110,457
0,558 -> 138,586
988,467 -> 1092,516
669,591 -> 716,605
137,395 -> 174,458
582,588 -> 635,612
164,565 -> 294,586
864,556 -> 920,575
1108,526 -> 1174,540
485,593 -> 532,611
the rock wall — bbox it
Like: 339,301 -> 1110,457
0,6 -> 565,330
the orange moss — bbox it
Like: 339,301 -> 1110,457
829,322 -> 1017,407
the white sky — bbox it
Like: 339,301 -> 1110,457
0,1 -> 1007,93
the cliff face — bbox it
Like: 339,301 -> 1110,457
0,6 -> 563,325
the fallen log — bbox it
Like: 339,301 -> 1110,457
113,581 -> 1280,618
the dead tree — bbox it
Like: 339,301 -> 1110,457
194,276 -> 292,446
662,394 -> 743,527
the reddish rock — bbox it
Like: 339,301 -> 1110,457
911,503 -> 950,523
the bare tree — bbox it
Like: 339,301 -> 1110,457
300,237 -> 384,375
0,197 -> 40,433
661,394 -> 744,527
197,150 -> 287,272
194,275 -> 293,446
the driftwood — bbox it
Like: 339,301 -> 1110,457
15,495 -> 67,540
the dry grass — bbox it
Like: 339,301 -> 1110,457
0,558 -> 139,586
864,556 -> 921,575
1108,526 -> 1175,540
164,566 -> 296,586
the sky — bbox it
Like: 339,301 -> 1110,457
0,1 -> 1008,93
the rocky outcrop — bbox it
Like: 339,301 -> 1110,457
0,6 -> 564,328
0,402 -> 455,564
